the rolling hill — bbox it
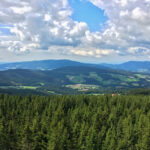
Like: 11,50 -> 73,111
0,66 -> 150,94
0,59 -> 109,71
101,61 -> 150,73
0,59 -> 85,70
1,60 -> 150,74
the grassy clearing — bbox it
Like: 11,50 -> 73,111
66,84 -> 99,91
111,74 -> 139,82
135,74 -> 150,79
89,72 -> 103,82
47,91 -> 55,94
40,83 -> 45,86
0,86 -> 38,90
132,83 -> 139,86
20,86 -> 38,90
67,75 -> 85,83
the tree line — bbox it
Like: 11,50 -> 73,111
0,94 -> 150,149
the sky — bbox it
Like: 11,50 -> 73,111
0,0 -> 150,63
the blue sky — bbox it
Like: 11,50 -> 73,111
0,0 -> 150,63
69,0 -> 107,32
0,24 -> 12,35
0,0 -> 107,34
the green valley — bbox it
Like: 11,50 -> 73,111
0,66 -> 150,94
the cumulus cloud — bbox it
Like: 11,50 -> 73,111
0,0 -> 91,53
71,47 -> 116,58
88,0 -> 150,56
128,47 -> 150,55
1,0 -> 150,60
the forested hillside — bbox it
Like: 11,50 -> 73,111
0,60 -> 85,70
0,59 -> 105,71
1,59 -> 150,73
1,66 -> 150,94
1,94 -> 150,149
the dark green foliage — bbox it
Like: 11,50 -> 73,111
0,66 -> 150,95
129,88 -> 150,95
1,94 -> 150,149
0,88 -> 47,96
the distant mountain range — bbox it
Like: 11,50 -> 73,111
102,61 -> 150,73
0,60 -> 84,70
0,66 -> 150,94
0,59 -> 150,73
1,59 -> 150,94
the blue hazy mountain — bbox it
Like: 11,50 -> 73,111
0,59 -> 108,71
0,59 -> 85,70
1,59 -> 150,73
101,61 -> 150,73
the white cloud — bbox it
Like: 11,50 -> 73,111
1,0 -> 150,61
88,0 -> 150,57
115,0 -> 128,7
128,47 -> 150,55
71,47 -> 116,58
44,14 -> 51,21
1,0 -> 84,52
131,7 -> 147,21
10,6 -> 32,14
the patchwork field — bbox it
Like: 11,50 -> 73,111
0,66 -> 150,94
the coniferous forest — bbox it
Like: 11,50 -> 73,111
1,94 -> 150,150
